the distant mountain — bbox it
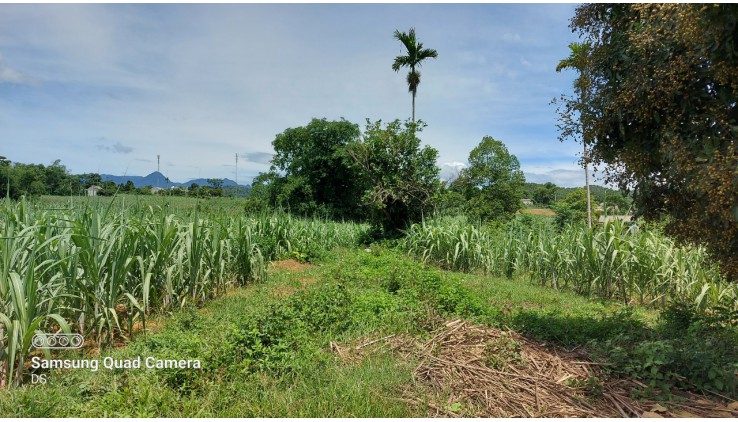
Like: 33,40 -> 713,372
183,178 -> 243,188
100,172 -> 250,189
101,172 -> 174,188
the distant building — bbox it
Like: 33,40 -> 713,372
151,187 -> 165,194
86,185 -> 102,197
521,199 -> 534,207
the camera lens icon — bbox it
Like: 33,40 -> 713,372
32,335 -> 45,348
31,333 -> 85,349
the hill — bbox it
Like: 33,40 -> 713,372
101,172 -> 250,189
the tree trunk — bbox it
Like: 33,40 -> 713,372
412,91 -> 416,122
584,143 -> 592,229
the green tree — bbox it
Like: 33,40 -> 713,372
99,180 -> 117,196
249,118 -> 366,219
434,182 -> 467,217
392,28 -> 438,122
602,191 -> 630,215
13,163 -> 46,197
568,4 -> 738,278
206,178 -> 224,189
81,173 -> 102,188
0,156 -> 10,196
553,188 -> 598,229
533,182 -> 559,207
347,119 -> 439,233
453,136 -> 525,222
556,42 -> 594,229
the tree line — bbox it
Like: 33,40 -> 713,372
243,117 -> 629,234
0,157 -> 237,199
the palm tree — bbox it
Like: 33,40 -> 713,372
557,42 -> 593,229
392,28 -> 438,122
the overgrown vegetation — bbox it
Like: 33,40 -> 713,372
2,5 -> 738,415
401,216 -> 737,313
561,4 -> 738,278
1,246 -> 735,415
0,198 -> 368,387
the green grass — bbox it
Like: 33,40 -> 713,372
0,254 -> 417,416
1,245 -> 736,416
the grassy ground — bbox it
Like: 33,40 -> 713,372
0,247 -> 735,416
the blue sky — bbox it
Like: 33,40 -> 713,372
0,3 -> 598,187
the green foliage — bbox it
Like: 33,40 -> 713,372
245,119 -> 366,220
483,332 -> 524,370
0,159 -> 82,199
347,119 -> 440,234
0,200 -> 369,386
451,136 -> 525,222
391,27 -> 438,121
1,243 -> 735,412
552,188 -> 597,228
401,217 -> 737,316
594,325 -> 738,399
531,182 -> 558,207
512,308 -> 647,347
433,183 -> 467,217
567,4 -> 738,279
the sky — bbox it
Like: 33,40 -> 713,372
0,3 -> 601,187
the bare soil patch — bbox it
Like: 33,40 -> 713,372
521,208 -> 557,216
270,259 -> 314,272
332,320 -> 738,418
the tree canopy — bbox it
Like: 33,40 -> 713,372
452,136 -> 525,222
247,118 -> 367,219
565,4 -> 738,279
347,119 -> 439,233
0,158 -> 82,199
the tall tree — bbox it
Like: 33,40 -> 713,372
567,4 -> 738,279
392,28 -> 438,122
556,42 -> 594,229
452,136 -> 525,222
247,119 -> 367,219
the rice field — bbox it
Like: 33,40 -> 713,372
0,198 -> 369,387
401,217 -> 737,312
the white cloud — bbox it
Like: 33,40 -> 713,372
0,4 -> 581,183
439,161 -> 467,182
0,53 -> 33,84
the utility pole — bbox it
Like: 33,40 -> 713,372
157,154 -> 160,173
235,153 -> 238,186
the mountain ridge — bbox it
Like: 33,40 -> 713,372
100,171 -> 250,189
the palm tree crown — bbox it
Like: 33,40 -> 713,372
392,28 -> 438,121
